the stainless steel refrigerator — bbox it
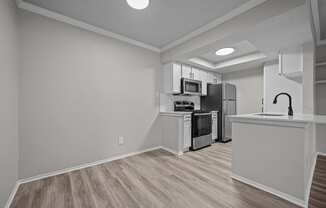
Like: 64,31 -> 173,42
200,83 -> 236,143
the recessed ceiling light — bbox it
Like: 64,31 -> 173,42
216,48 -> 235,56
126,0 -> 150,10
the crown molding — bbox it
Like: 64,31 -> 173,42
16,0 -> 269,53
160,0 -> 268,52
15,0 -> 161,53
189,52 -> 266,71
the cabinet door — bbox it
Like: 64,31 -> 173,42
172,63 -> 182,93
183,115 -> 192,149
280,46 -> 303,75
212,112 -> 218,141
192,67 -> 201,81
162,63 -> 181,94
182,65 -> 192,79
207,72 -> 217,84
200,70 -> 208,96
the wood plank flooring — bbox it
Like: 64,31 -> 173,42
309,155 -> 326,208
11,143 -> 299,208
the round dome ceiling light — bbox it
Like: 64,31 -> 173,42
215,48 -> 235,56
126,0 -> 150,10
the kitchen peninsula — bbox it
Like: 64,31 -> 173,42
229,113 -> 326,207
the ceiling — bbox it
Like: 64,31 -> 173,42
20,0 -> 258,49
181,4 -> 312,73
198,41 -> 258,64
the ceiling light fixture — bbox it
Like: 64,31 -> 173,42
126,0 -> 150,10
216,48 -> 235,56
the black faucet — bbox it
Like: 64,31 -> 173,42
273,93 -> 293,116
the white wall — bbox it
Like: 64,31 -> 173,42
19,11 -> 162,179
223,68 -> 264,114
264,63 -> 303,114
0,0 -> 19,206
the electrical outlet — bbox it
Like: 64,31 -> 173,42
118,136 -> 124,145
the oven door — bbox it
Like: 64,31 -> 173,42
192,113 -> 212,138
182,78 -> 202,95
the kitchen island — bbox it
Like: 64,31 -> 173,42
228,113 -> 326,207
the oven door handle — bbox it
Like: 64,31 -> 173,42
194,113 -> 212,116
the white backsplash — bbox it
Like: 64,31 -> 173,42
160,93 -> 200,112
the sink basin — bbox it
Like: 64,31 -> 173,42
255,113 -> 285,117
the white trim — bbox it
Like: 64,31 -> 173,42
317,39 -> 326,46
16,0 -> 268,53
189,53 -> 267,70
228,118 -> 308,128
18,146 -> 162,184
311,0 -> 326,46
317,151 -> 326,156
231,173 -> 305,207
311,0 -> 321,44
15,0 -> 161,53
316,61 -> 326,67
160,146 -> 184,156
4,182 -> 20,208
305,152 -> 318,208
161,0 -> 268,52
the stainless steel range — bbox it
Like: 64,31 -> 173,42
174,101 -> 212,150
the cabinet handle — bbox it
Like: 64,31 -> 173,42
278,52 -> 283,75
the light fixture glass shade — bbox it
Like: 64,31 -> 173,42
216,48 -> 235,56
126,0 -> 150,10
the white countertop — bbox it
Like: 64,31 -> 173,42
159,111 -> 192,117
228,113 -> 326,124
160,110 -> 218,117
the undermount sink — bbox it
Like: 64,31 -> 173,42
255,113 -> 285,117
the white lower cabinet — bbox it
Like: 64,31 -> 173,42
161,113 -> 192,155
183,115 -> 192,149
212,111 -> 218,141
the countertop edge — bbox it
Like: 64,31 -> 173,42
228,114 -> 326,125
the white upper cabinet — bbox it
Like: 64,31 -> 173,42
193,67 -> 207,96
207,72 -> 218,84
162,63 -> 221,95
162,63 -> 182,94
181,65 -> 192,79
191,67 -> 201,81
279,45 -> 303,79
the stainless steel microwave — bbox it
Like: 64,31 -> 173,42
181,78 -> 202,95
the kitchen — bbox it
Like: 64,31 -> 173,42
158,2 -> 326,207
2,0 -> 326,208
159,44 -> 307,155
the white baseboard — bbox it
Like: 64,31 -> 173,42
5,146 -> 163,208
231,173 -> 305,207
160,146 -> 184,156
4,182 -> 20,208
18,146 -> 162,184
304,152 -> 318,208
317,151 -> 326,157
